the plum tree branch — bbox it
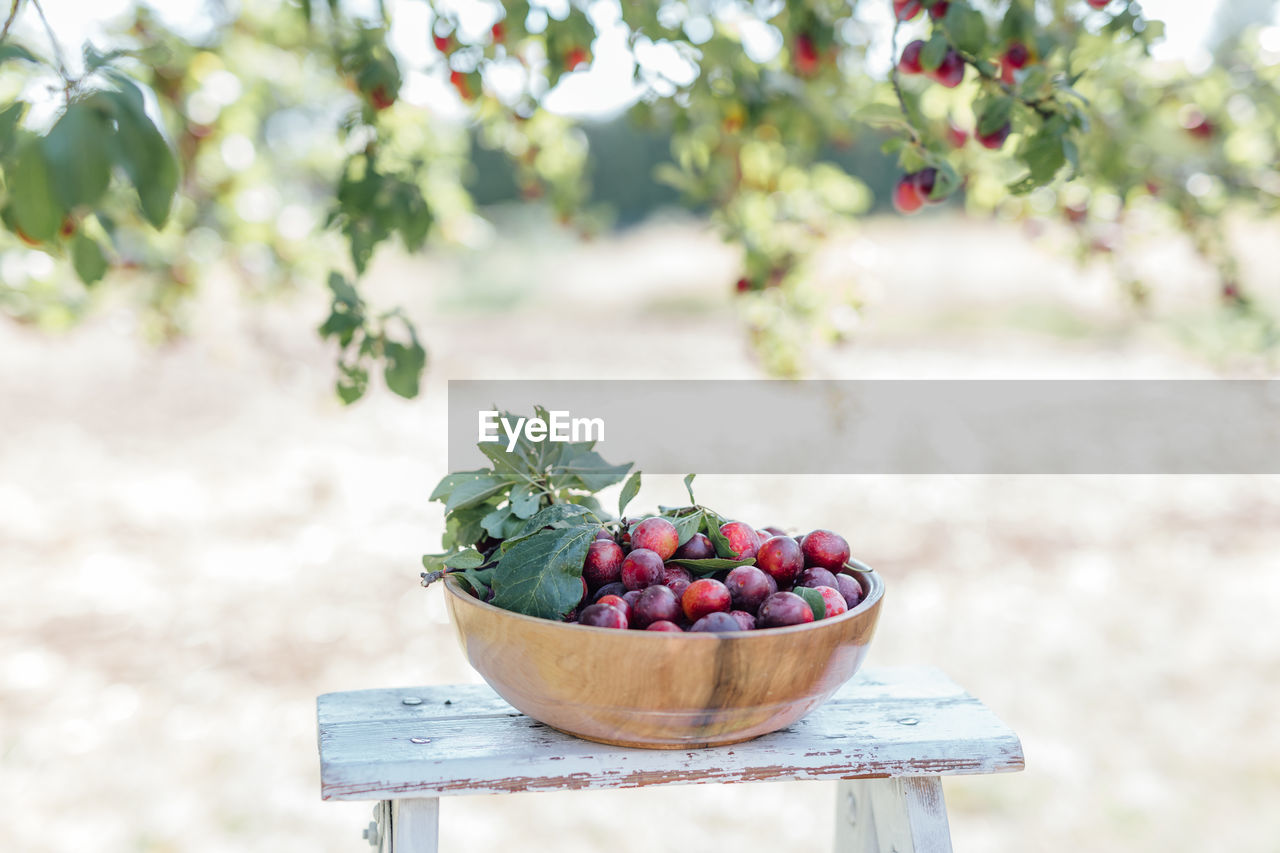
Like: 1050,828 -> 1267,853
889,17 -> 921,144
29,0 -> 71,89
957,51 -> 1057,120
1,0 -> 21,43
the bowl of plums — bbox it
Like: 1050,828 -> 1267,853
423,428 -> 883,748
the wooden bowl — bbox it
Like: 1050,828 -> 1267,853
443,569 -> 885,749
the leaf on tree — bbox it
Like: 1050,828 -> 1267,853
71,234 -> 108,285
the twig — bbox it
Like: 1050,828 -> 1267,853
1,0 -> 20,43
888,17 -> 922,144
956,51 -> 1057,119
29,0 -> 70,88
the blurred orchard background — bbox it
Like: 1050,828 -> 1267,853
3,0 -> 1280,851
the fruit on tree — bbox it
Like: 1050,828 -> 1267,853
755,535 -> 805,586
597,594 -> 632,622
674,532 -> 714,560
1004,42 -> 1031,70
369,85 -> 395,111
719,521 -> 760,560
565,47 -> 590,70
928,1 -> 950,19
646,620 -> 683,632
690,612 -> 742,632
894,174 -> 925,214
930,48 -> 965,88
450,70 -> 472,101
633,584 -> 682,628
913,167 -> 942,204
583,539 -> 625,589
579,602 -> 628,629
682,578 -> 732,622
762,526 -> 787,538
794,33 -> 821,76
898,40 -> 925,75
976,121 -> 1012,150
724,565 -> 776,612
801,529 -> 851,571
491,22 -> 505,43
1184,109 -> 1214,140
621,548 -> 665,590
632,517 -> 679,560
594,528 -> 614,541
815,586 -> 849,618
433,33 -> 451,52
893,0 -> 923,21
757,592 -> 816,628
795,566 -> 839,590
729,610 -> 757,631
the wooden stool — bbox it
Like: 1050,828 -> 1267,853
317,666 -> 1023,852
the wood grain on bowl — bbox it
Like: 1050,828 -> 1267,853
442,570 -> 884,748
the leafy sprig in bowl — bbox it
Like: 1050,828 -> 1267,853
422,409 -> 884,747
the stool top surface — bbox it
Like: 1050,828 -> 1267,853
317,665 -> 1023,801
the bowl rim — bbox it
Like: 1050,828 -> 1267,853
443,562 -> 885,638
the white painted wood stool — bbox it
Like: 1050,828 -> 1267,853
317,666 -> 1023,852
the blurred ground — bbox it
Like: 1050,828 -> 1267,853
2,214 -> 1278,852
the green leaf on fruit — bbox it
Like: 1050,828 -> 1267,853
452,567 -> 495,598
444,502 -> 497,550
666,509 -> 703,546
682,473 -> 697,504
793,586 -> 827,620
512,503 -> 598,538
509,484 -> 542,519
700,509 -> 739,560
920,34 -> 949,73
976,97 -> 1014,137
442,473 -> 515,513
490,525 -> 596,619
618,470 -> 641,518
481,506 -> 514,538
665,557 -> 756,574
430,469 -> 491,502
444,549 -> 486,569
554,446 -> 632,491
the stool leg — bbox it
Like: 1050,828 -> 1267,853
385,798 -> 439,853
834,777 -> 953,853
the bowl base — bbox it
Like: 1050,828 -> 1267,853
542,722 -> 770,750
